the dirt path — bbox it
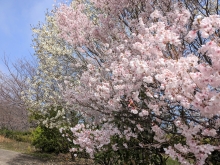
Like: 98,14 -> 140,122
0,148 -> 94,165
0,135 -> 93,164
0,149 -> 47,165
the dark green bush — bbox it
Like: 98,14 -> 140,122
31,126 -> 69,153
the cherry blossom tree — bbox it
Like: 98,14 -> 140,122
27,0 -> 220,164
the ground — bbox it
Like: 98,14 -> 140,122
0,149 -> 45,165
0,135 -> 94,165
0,149 -> 95,165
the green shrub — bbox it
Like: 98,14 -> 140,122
31,126 -> 69,153
0,128 -> 32,143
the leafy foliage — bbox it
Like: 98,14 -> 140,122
31,126 -> 69,153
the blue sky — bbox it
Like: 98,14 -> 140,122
0,0 -> 56,73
